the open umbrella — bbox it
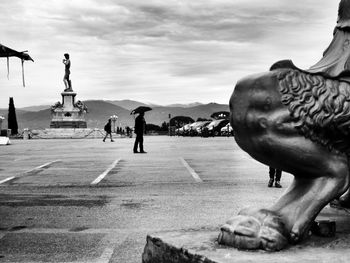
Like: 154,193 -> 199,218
0,43 -> 34,87
130,106 -> 152,115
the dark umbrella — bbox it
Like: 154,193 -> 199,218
130,106 -> 152,115
0,43 -> 34,87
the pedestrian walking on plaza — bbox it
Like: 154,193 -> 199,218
103,119 -> 114,142
268,167 -> 282,188
133,112 -> 147,153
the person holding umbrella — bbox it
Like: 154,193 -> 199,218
131,106 -> 151,153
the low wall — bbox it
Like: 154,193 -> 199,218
29,128 -> 106,139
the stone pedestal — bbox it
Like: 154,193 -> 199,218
142,229 -> 350,263
143,206 -> 350,263
50,91 -> 87,128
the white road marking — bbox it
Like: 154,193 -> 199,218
0,176 -> 15,185
91,159 -> 121,185
97,246 -> 115,263
180,157 -> 203,183
25,160 -> 61,174
0,160 -> 61,185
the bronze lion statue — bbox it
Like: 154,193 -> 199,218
218,0 -> 350,251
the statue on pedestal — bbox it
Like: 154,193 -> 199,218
63,53 -> 72,92
219,0 -> 350,251
49,54 -> 87,128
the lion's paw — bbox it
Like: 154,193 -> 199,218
218,208 -> 289,251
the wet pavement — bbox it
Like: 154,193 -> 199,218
3,136 -> 344,262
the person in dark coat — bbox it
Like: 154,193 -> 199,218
268,167 -> 282,188
133,112 -> 146,153
103,119 -> 114,142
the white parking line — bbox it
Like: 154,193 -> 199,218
0,160 -> 61,185
180,157 -> 203,183
0,176 -> 15,185
91,159 -> 121,185
31,160 -> 61,171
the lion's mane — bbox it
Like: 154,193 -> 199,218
278,69 -> 350,155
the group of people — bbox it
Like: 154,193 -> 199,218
103,112 -> 284,185
63,53 -> 283,186
102,112 -> 147,154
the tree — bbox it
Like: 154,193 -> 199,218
196,117 -> 211,122
169,116 -> 194,127
160,121 -> 169,131
146,123 -> 161,132
8,97 -> 18,135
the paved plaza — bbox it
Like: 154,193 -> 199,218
1,136 -> 349,262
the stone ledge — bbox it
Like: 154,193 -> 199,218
142,229 -> 350,263
142,206 -> 350,263
30,128 -> 105,139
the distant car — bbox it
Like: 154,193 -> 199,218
195,121 -> 211,136
181,123 -> 193,136
187,121 -> 209,136
220,123 -> 233,136
176,123 -> 192,136
207,119 -> 230,136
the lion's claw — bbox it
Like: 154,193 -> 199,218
218,209 -> 289,251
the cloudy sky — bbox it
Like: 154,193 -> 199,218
0,0 -> 340,107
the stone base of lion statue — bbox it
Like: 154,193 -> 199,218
142,206 -> 350,262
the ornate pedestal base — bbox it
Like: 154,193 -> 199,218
50,121 -> 87,128
50,91 -> 87,128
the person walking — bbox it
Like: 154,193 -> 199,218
103,119 -> 114,142
133,112 -> 146,153
268,167 -> 282,188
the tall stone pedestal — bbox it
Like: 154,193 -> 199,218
50,91 -> 87,128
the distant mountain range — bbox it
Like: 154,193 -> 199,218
17,100 -> 204,112
0,100 -> 229,130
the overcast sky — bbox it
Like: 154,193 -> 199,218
0,0 -> 340,107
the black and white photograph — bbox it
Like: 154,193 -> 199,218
1,0 -> 350,262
